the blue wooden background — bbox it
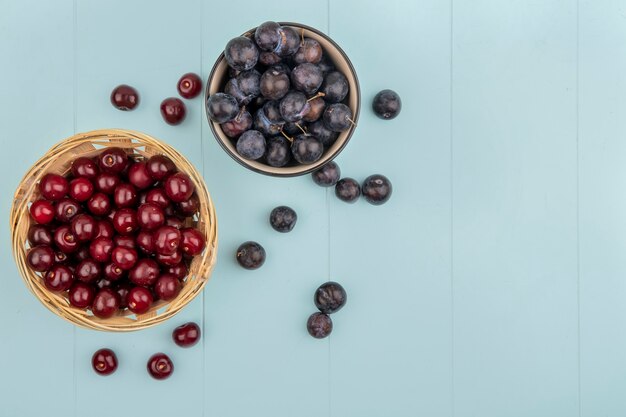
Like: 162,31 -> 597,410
1,0 -> 625,416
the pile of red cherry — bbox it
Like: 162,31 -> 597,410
26,147 -> 206,318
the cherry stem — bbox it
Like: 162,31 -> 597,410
295,123 -> 307,134
280,129 -> 293,142
235,106 -> 246,122
307,92 -> 325,102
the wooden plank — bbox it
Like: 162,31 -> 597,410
0,0 -> 76,415
451,1 -> 579,416
328,1 -> 453,416
578,0 -> 626,415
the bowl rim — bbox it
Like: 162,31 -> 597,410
205,21 -> 361,178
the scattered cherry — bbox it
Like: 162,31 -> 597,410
177,73 -> 202,99
147,353 -> 174,380
160,98 -> 186,125
172,322 -> 200,347
92,348 -> 118,376
111,84 -> 139,111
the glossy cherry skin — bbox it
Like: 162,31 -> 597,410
153,226 -> 181,255
75,259 -> 101,283
104,262 -> 125,281
127,286 -> 153,314
111,84 -> 139,111
154,274 -> 181,301
71,157 -> 99,180
172,322 -> 200,347
92,288 -> 120,318
160,97 -> 187,125
39,173 -> 69,201
128,162 -> 154,189
129,258 -> 160,287
28,224 -> 53,246
166,263 -> 188,280
114,235 -> 136,249
55,197 -> 82,223
177,73 -> 202,99
177,194 -> 199,217
71,214 -> 97,242
89,237 -> 114,263
136,230 -> 155,254
145,187 -> 170,208
27,245 -> 55,272
87,192 -> 111,216
43,264 -> 74,291
155,251 -> 183,267
113,183 -> 137,208
92,348 -> 118,376
69,177 -> 94,202
137,203 -> 165,231
69,282 -> 96,308
95,173 -> 121,194
30,200 -> 55,224
111,247 -> 138,270
164,173 -> 194,203
54,225 -> 80,253
147,353 -> 174,380
146,155 -> 176,181
112,208 -> 139,235
96,219 -> 115,239
180,228 -> 205,256
98,147 -> 128,174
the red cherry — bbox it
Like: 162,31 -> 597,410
30,200 -> 55,224
71,157 -> 99,180
111,246 -> 138,270
87,192 -> 111,216
95,219 -> 115,239
160,97 -> 186,125
166,263 -> 188,280
104,262 -> 125,281
145,187 -> 170,208
177,194 -> 199,217
129,258 -> 160,287
164,173 -> 194,202
180,228 -> 206,256
69,177 -> 94,202
114,235 -> 136,249
27,224 -> 53,246
177,73 -> 202,99
92,348 -> 118,376
27,245 -> 55,272
112,208 -> 139,235
153,226 -> 181,255
75,259 -> 101,283
89,237 -> 114,263
137,203 -> 165,231
54,225 -> 80,253
155,250 -> 183,267
136,230 -> 155,254
115,282 -> 132,308
54,251 -> 69,264
55,197 -> 82,223
128,162 -> 154,189
95,173 -> 121,194
92,288 -> 120,318
69,282 -> 96,308
44,265 -> 74,291
98,147 -> 128,174
147,353 -> 173,380
127,286 -> 153,314
111,84 -> 139,111
39,173 -> 69,201
113,183 -> 137,208
146,155 -> 176,181
154,274 -> 181,301
70,214 -> 97,242
172,322 -> 200,347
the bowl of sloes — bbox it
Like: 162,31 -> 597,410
205,21 -> 360,177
